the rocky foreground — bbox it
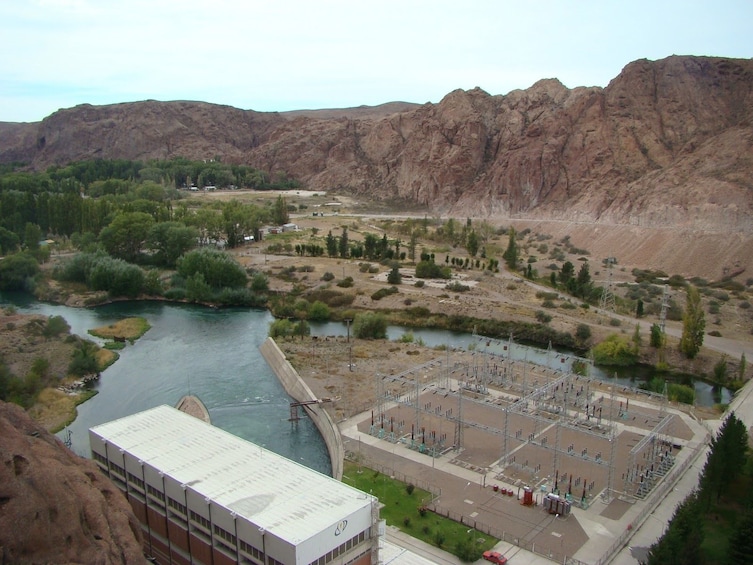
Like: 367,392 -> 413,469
0,400 -> 145,564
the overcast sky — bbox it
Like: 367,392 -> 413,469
1,0 -> 751,123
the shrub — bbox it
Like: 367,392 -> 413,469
535,310 -> 552,323
321,271 -> 335,281
414,280 -> 425,288
592,334 -> 638,366
371,286 -> 399,301
445,281 -> 470,292
353,312 -> 387,339
269,319 -> 295,338
406,484 -> 415,495
415,261 -> 451,279
406,306 -> 431,318
337,276 -> 354,288
43,315 -> 70,338
177,248 -> 247,289
308,301 -> 331,321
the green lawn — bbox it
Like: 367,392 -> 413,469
342,461 -> 498,562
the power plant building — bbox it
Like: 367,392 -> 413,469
89,405 -> 379,565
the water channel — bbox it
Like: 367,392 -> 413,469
1,294 -> 731,476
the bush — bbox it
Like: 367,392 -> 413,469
0,252 -> 40,291
415,261 -> 451,279
337,276 -> 354,288
321,271 -> 335,281
535,310 -> 552,323
177,248 -> 247,289
353,312 -> 387,339
308,301 -> 331,321
445,281 -> 470,292
372,286 -> 399,301
43,315 -> 70,338
592,334 -> 638,366
406,484 -> 415,495
269,319 -> 295,338
414,280 -> 425,288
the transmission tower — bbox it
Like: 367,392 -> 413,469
600,257 -> 616,312
659,284 -> 670,334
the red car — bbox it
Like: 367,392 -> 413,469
482,550 -> 508,564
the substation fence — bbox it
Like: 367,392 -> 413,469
426,502 -> 590,565
594,431 -> 710,565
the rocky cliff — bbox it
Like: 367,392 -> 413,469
0,401 -> 145,564
1,55 -> 752,234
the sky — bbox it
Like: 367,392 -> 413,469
1,0 -> 751,123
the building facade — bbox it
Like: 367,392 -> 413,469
89,405 -> 379,565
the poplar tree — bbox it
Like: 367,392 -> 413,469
680,285 -> 705,359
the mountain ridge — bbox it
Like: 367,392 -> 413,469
1,55 -> 752,278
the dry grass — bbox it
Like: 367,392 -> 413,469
88,317 -> 151,341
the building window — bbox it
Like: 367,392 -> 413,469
108,461 -> 125,477
213,524 -> 237,546
93,452 -> 107,467
127,473 -> 145,491
189,510 -> 211,532
168,497 -> 187,515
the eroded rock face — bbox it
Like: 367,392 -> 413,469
1,55 -> 752,233
0,401 -> 145,564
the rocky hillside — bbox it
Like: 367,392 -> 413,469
0,400 -> 145,564
1,56 -> 752,266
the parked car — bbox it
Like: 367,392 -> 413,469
482,550 -> 508,564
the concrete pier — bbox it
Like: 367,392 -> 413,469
260,337 -> 344,480
175,395 -> 211,424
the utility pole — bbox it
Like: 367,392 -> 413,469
345,318 -> 353,371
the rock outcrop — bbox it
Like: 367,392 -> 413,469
1,56 -> 752,232
0,401 -> 145,564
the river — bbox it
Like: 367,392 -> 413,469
0,294 -> 332,475
0,295 -> 731,475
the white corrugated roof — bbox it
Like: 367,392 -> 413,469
90,405 -> 373,544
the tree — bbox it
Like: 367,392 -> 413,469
680,285 -> 705,359
272,195 -> 289,225
502,227 -> 518,270
325,231 -> 338,257
740,352 -> 747,381
0,252 -> 40,291
559,261 -> 575,287
636,299 -> 645,318
338,227 -> 349,258
466,230 -> 480,257
575,262 -> 592,299
99,212 -> 154,262
387,265 -> 402,284
650,324 -> 664,348
408,231 -> 418,263
147,222 -> 198,267
0,226 -> 20,255
647,491 -> 703,565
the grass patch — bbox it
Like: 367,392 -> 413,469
28,387 -> 98,433
89,317 -> 151,342
95,348 -> 119,370
342,461 -> 497,561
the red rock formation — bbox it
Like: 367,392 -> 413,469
0,401 -> 145,564
0,55 -> 751,234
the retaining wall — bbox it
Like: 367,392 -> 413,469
260,337 -> 344,480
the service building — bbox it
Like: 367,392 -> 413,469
89,405 -> 379,565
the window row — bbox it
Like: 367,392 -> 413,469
309,530 -> 368,565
